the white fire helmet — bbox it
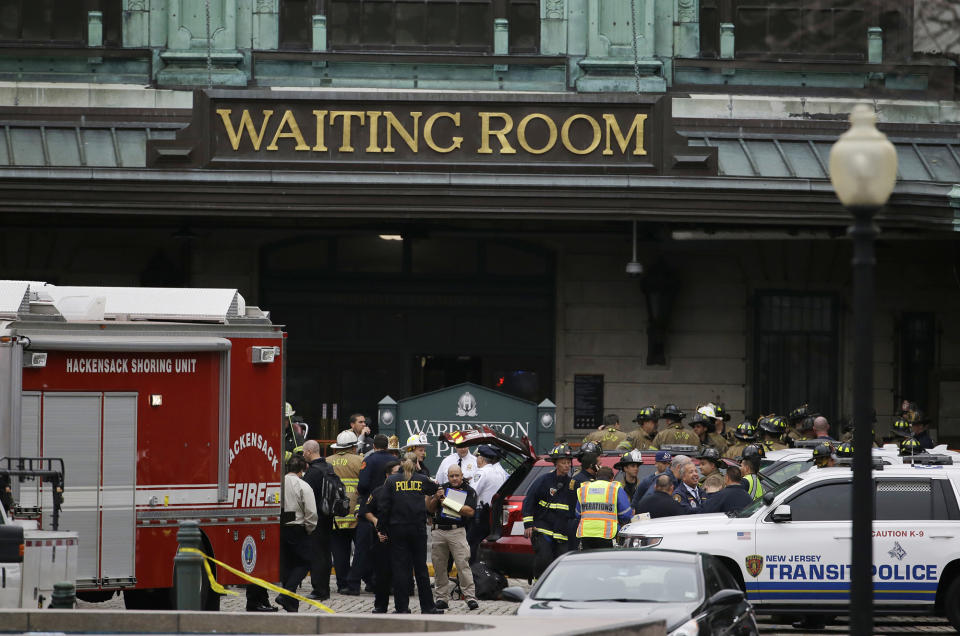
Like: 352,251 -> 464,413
403,432 -> 429,450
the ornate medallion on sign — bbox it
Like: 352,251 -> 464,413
457,391 -> 478,417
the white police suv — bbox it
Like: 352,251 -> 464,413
618,459 -> 960,629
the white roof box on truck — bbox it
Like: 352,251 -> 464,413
0,281 -> 268,324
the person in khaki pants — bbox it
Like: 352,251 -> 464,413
429,465 -> 480,610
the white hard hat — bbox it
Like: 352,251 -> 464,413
331,430 -> 359,449
697,403 -> 720,420
285,402 -> 295,418
403,432 -> 429,450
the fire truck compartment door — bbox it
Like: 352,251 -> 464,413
41,393 -> 102,584
101,393 -> 136,581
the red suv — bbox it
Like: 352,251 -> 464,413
444,428 -> 728,580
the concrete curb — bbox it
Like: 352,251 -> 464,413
0,609 -> 666,636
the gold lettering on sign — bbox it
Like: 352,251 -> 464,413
312,110 -> 329,151
266,110 -> 309,151
330,111 -> 367,152
478,112 -> 517,155
383,111 -> 422,153
423,112 -> 463,153
603,113 -> 647,156
561,114 -> 601,155
517,113 -> 558,155
217,109 -> 274,151
366,111 -> 383,153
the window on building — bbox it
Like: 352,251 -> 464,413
278,0 -> 539,53
0,0 -> 122,46
786,482 -> 851,521
898,312 -> 935,414
698,0 -> 912,61
753,292 -> 839,423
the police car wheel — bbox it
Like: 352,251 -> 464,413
946,576 -> 960,631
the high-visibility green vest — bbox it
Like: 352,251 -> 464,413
576,480 -> 620,539
744,473 -> 764,500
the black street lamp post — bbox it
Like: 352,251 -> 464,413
828,104 -> 898,636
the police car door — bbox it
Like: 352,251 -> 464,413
870,474 -> 960,609
750,477 -> 851,607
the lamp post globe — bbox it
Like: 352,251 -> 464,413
828,104 -> 897,636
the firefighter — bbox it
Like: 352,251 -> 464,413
786,403 -> 811,442
739,445 -> 765,500
613,449 -> 643,501
792,415 -> 816,442
712,403 -> 735,446
695,403 -> 730,453
582,414 -> 627,451
626,406 -> 660,450
812,442 -> 837,468
888,417 -> 912,441
690,411 -> 728,455
905,410 -> 935,449
698,447 -> 726,494
757,415 -> 788,452
724,421 -> 757,460
572,441 -> 600,487
522,444 -> 577,578
403,433 -> 432,477
575,466 -> 633,550
651,405 -> 698,448
360,460 -> 401,613
835,441 -> 854,459
283,402 -> 305,461
328,430 -> 364,595
377,457 -> 443,614
900,436 -> 926,457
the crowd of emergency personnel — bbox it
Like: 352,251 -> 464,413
259,398 -> 938,611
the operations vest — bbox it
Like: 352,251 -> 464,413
743,473 -> 764,500
329,451 -> 363,529
576,480 -> 620,539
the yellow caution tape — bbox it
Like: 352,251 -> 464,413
177,547 -> 335,614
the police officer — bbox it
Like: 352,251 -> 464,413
328,430 -> 363,595
674,461 -> 706,512
431,465 -> 480,611
757,415 -> 788,452
613,449 -> 643,501
575,466 -> 633,550
690,412 -> 728,455
724,421 -> 757,460
469,445 -> 507,562
358,434 -> 394,499
812,442 -> 837,468
652,405 -> 698,448
435,438 -> 478,485
522,444 -> 577,578
377,457 -> 443,614
633,474 -> 689,518
626,406 -> 660,450
634,450 -> 672,506
739,445 -> 765,500
360,461 -> 400,613
701,466 -> 752,514
786,404 -> 811,442
698,447 -> 725,494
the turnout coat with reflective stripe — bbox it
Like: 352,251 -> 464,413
522,469 -> 577,541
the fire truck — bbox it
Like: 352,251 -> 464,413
0,281 -> 285,609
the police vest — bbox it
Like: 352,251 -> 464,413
743,473 -> 764,500
576,480 -> 620,539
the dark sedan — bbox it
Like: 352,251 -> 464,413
503,549 -> 758,636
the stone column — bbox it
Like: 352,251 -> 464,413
675,0 -> 699,58
540,0 -> 568,55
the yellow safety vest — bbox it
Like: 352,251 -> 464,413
576,480 -> 620,539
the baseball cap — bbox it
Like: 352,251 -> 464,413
655,450 -> 672,463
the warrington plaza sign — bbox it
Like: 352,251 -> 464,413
148,90 -> 716,175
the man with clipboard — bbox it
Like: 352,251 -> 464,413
430,465 -> 480,610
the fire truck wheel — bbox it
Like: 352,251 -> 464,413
123,588 -> 173,610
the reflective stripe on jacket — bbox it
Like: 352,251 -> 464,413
576,480 -> 619,539
743,473 -> 764,500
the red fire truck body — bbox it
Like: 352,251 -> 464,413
0,282 -> 284,607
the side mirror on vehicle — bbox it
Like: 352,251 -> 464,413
771,504 -> 792,522
708,588 -> 745,607
762,492 -> 775,506
501,586 -> 527,602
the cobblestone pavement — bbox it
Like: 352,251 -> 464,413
77,579 -> 956,632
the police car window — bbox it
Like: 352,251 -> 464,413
876,480 -> 933,520
933,479 -> 960,520
762,459 -> 815,485
786,482 -> 851,521
734,475 -> 802,518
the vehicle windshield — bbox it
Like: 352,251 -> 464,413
761,459 -> 814,486
515,465 -> 552,495
731,475 -> 803,518
532,559 -> 700,603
